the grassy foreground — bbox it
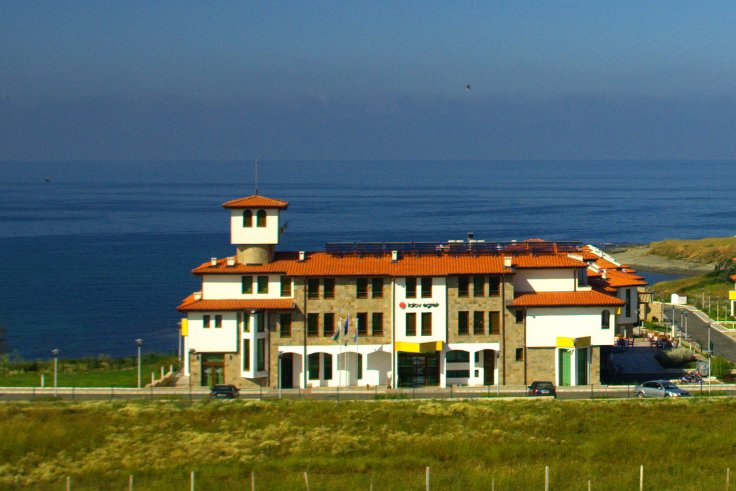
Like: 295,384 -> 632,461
1,398 -> 736,490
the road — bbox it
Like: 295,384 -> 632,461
663,304 -> 736,363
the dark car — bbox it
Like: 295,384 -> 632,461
209,384 -> 240,399
527,381 -> 556,397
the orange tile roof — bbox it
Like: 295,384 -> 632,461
177,294 -> 294,312
512,255 -> 586,268
512,290 -> 625,307
222,195 -> 289,209
598,269 -> 648,288
195,252 -> 516,276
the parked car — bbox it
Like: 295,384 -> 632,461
634,380 -> 690,398
209,384 -> 240,399
527,381 -> 556,397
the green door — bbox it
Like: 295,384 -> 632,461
559,350 -> 572,386
576,348 -> 589,385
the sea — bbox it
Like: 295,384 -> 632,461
1,160 -> 734,359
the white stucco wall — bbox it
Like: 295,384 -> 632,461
616,287 -> 638,324
187,312 -> 239,353
394,277 -> 447,343
514,269 -> 577,293
526,307 -> 615,347
202,274 -> 289,299
230,208 -> 280,245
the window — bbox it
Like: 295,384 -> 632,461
357,312 -> 368,336
601,310 -> 611,329
473,311 -> 484,335
356,278 -> 368,298
241,312 -> 250,332
488,277 -> 500,296
243,210 -> 253,228
280,313 -> 292,337
308,353 -> 320,380
421,277 -> 432,298
323,354 -> 333,380
406,277 -> 417,298
447,369 -> 470,378
489,311 -> 500,335
515,348 -> 524,361
257,276 -> 268,294
473,276 -> 485,297
515,310 -> 525,323
256,338 -> 265,371
578,268 -> 588,287
203,315 -> 211,328
372,278 -> 384,298
458,276 -> 470,297
280,276 -> 292,297
406,313 -> 417,336
256,209 -> 266,227
256,314 -> 265,332
307,313 -> 319,337
323,278 -> 335,299
242,339 -> 250,370
357,353 -> 363,379
307,278 -> 320,299
242,276 -> 253,294
458,311 -> 469,335
421,312 -> 432,336
372,312 -> 383,336
214,315 -> 222,328
446,350 -> 470,363
626,289 -> 633,317
323,313 -> 335,337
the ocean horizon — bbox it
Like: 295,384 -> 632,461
1,159 -> 734,359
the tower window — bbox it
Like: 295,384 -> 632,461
256,209 -> 267,227
243,210 -> 253,228
601,310 -> 611,329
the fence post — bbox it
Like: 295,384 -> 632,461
640,465 -> 644,491
66,476 -> 70,491
129,474 -> 133,491
728,467 -> 731,490
251,471 -> 255,491
190,471 -> 195,491
545,466 -> 549,491
426,466 -> 430,491
304,471 -> 310,491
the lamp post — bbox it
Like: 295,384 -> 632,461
51,348 -> 59,397
682,312 -> 689,351
278,352 -> 284,400
188,349 -> 195,401
135,338 -> 143,389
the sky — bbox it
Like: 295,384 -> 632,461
2,1 -> 736,161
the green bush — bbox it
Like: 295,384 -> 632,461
655,347 -> 695,368
711,356 -> 734,380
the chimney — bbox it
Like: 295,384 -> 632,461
226,257 -> 236,267
602,269 -> 608,280
391,250 -> 399,262
503,256 -> 513,268
298,251 -> 306,261
194,291 -> 202,301
210,257 -> 217,266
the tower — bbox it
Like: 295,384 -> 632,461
222,194 -> 288,265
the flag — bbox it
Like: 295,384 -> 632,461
331,318 -> 340,342
353,322 -> 359,342
343,314 -> 350,336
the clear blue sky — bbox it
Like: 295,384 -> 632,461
2,1 -> 736,161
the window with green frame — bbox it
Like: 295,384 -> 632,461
256,338 -> 265,371
308,353 -> 320,380
242,276 -> 253,294
257,276 -> 269,294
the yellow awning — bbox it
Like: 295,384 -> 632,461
729,290 -> 736,301
181,318 -> 188,337
395,341 -> 443,353
556,336 -> 591,348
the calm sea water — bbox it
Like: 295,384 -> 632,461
1,160 -> 734,358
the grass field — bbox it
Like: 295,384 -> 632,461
2,398 -> 736,490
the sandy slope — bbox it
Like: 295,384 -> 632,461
609,245 -> 715,274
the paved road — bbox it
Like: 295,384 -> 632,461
663,304 -> 736,363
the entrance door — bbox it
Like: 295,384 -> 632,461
576,348 -> 588,385
398,353 -> 440,387
559,350 -> 572,386
201,354 -> 225,386
281,353 -> 294,389
483,350 -> 496,385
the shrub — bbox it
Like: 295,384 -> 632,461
711,356 -> 734,380
655,348 -> 695,368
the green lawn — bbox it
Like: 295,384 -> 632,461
1,398 -> 736,490
0,354 -> 178,387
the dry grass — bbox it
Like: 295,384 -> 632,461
1,398 -> 736,490
648,237 -> 736,263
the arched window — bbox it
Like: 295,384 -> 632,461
243,210 -> 253,228
601,310 -> 610,329
256,209 -> 267,227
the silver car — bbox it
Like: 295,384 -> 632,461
634,380 -> 691,398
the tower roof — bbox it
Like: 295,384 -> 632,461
222,194 -> 289,209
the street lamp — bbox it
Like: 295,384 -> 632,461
135,338 -> 143,389
51,348 -> 59,397
682,312 -> 689,351
278,352 -> 284,400
188,349 -> 195,401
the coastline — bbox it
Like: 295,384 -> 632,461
605,244 -> 714,276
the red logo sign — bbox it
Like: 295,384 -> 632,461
399,302 -> 406,309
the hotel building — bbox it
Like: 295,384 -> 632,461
178,194 -> 645,389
